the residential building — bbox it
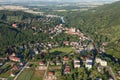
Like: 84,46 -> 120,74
9,56 -> 20,62
50,61 -> 55,66
95,58 -> 107,67
39,61 -> 46,66
12,23 -> 17,28
63,41 -> 69,46
85,59 -> 93,69
45,71 -> 56,80
100,60 -> 107,67
48,71 -> 55,76
33,48 -> 39,54
64,65 -> 70,74
56,61 -> 62,65
74,59 -> 80,68
63,56 -> 69,63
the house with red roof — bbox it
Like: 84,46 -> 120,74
48,71 -> 55,76
12,23 -> 17,28
39,61 -> 46,66
64,65 -> 70,74
9,56 -> 20,62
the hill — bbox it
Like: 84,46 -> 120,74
64,1 -> 120,58
0,11 -> 57,47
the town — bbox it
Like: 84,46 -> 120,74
0,1 -> 120,79
0,21 -> 120,80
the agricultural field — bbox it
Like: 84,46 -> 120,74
17,68 -> 44,80
0,63 -> 14,80
17,63 -> 44,80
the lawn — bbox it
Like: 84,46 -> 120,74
49,65 -> 61,70
31,70 -> 44,80
17,67 -> 44,80
0,64 -> 12,78
50,47 -> 73,54
17,68 -> 34,80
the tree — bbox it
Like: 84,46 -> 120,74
1,14 -> 7,20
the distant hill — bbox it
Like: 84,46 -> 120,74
64,1 -> 120,58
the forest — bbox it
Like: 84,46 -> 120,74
62,1 -> 120,58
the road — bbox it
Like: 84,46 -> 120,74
106,66 -> 117,80
43,61 -> 49,80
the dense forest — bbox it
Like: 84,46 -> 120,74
63,1 -> 120,58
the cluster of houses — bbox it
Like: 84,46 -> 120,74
38,54 -> 108,76
48,24 -> 89,41
1,20 -> 118,80
65,27 -> 88,41
10,16 -> 60,36
49,24 -> 64,35
49,61 -> 62,66
10,41 -> 58,57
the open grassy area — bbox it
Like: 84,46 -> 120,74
0,64 -> 12,78
50,47 -> 73,54
17,64 -> 44,80
31,70 -> 44,80
17,68 -> 34,80
17,68 -> 44,80
49,65 -> 61,70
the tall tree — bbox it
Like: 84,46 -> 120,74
1,14 -> 7,21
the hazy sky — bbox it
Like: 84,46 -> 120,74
0,0 -> 119,3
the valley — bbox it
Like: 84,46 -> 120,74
0,0 -> 120,80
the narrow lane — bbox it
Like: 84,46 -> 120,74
14,62 -> 28,80
43,61 -> 49,80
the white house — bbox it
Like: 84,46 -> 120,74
95,58 -> 107,67
96,58 -> 101,63
34,48 -> 39,54
74,60 -> 80,68
85,59 -> 93,69
100,60 -> 107,67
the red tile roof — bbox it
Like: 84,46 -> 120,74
9,56 -> 20,62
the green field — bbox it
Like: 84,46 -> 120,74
50,47 -> 73,54
17,68 -> 34,80
0,63 -> 14,80
17,68 -> 44,80
0,64 -> 11,78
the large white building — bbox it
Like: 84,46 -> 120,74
85,59 -> 93,69
74,60 -> 80,68
95,58 -> 107,67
